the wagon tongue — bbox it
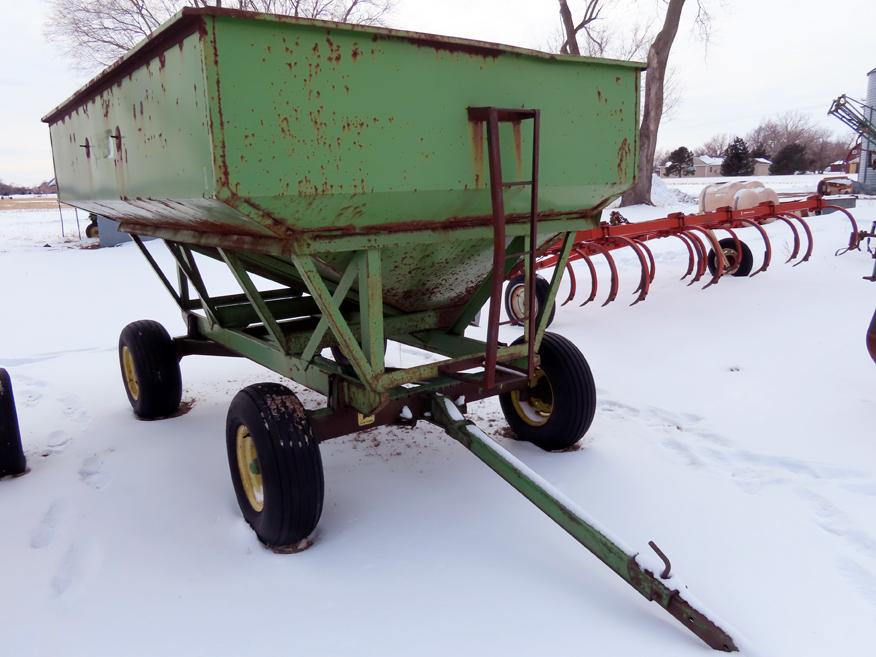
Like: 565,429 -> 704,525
428,394 -> 738,652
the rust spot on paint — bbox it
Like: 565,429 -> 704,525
279,115 -> 293,139
617,138 -> 630,182
158,52 -> 166,70
512,121 -> 523,174
371,32 -> 501,59
351,46 -> 361,61
326,37 -> 342,64
470,121 -> 484,189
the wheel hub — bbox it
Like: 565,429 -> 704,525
721,247 -> 740,275
509,283 -> 537,323
121,345 -> 140,401
236,425 -> 264,513
510,369 -> 554,426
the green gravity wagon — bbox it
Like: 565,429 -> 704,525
44,8 -> 736,650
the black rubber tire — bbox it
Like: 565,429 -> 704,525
504,274 -> 556,328
707,238 -> 754,277
499,332 -> 596,451
85,222 -> 99,238
118,320 -> 182,419
226,383 -> 324,548
0,368 -> 26,478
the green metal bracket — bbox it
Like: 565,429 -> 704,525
532,231 -> 575,351
165,243 -> 221,326
358,249 -> 385,374
293,254 -> 378,388
219,248 -> 287,349
300,254 -> 359,364
427,394 -> 738,653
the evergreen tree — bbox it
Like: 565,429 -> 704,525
666,146 -> 693,177
769,143 -> 809,175
721,137 -> 754,176
750,146 -> 770,161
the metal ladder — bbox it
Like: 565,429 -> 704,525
467,107 -> 541,386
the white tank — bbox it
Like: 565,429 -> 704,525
860,67 -> 876,193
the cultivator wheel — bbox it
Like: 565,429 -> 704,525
118,320 -> 182,419
504,274 -> 556,327
226,383 -> 324,550
707,238 -> 753,277
499,332 -> 596,451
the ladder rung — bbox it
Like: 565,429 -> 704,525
502,180 -> 533,188
467,107 -> 539,122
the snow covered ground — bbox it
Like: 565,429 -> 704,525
1,193 -> 874,656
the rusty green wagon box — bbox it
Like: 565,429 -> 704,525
43,7 -> 640,310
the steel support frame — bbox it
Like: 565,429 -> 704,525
130,236 -> 544,420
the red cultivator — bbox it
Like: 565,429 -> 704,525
505,195 -> 862,324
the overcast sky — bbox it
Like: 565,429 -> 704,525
0,0 -> 872,186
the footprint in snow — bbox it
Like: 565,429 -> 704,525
59,394 -> 91,424
30,501 -> 66,549
51,544 -> 83,596
795,488 -> 876,560
836,557 -> 876,611
46,430 -> 71,454
78,455 -> 110,490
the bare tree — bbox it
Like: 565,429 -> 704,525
746,112 -> 828,159
558,1 -> 707,205
46,0 -> 393,70
558,0 -> 604,55
621,0 -> 709,206
695,133 -> 729,157
745,111 -> 856,170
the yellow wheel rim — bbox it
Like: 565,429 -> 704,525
122,345 -> 140,401
510,369 -> 554,427
236,425 -> 264,513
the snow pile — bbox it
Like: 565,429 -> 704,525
651,174 -> 696,206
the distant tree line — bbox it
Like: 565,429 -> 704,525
656,111 -> 854,176
0,180 -> 55,196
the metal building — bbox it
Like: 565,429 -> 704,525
860,67 -> 876,193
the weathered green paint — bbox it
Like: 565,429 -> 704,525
358,249 -> 385,374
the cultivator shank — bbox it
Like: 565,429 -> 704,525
523,196 -> 861,308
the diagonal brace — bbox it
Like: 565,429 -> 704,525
218,248 -> 287,350
293,255 -> 375,386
